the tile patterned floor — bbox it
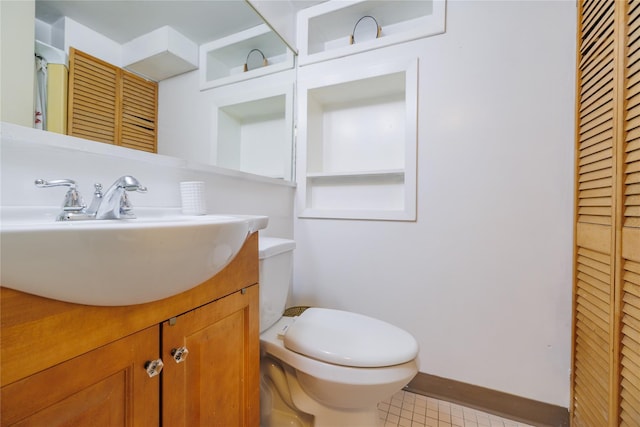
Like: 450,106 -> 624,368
378,390 -> 535,427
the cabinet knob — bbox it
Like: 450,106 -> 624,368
171,346 -> 189,363
144,359 -> 164,378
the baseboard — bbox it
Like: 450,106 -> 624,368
405,373 -> 569,427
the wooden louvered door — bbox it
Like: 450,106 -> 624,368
573,1 -> 640,425
573,0 -> 618,425
120,71 -> 157,153
620,0 -> 640,424
68,48 -> 120,145
68,48 -> 157,153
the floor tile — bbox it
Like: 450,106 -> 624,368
378,391 -> 535,427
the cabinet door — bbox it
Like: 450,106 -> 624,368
162,285 -> 259,427
68,48 -> 158,153
120,71 -> 158,153
68,47 -> 119,145
1,325 -> 160,427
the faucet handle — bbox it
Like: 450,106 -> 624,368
35,179 -> 86,212
118,177 -> 146,218
35,178 -> 77,189
117,175 -> 147,193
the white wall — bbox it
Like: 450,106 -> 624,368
292,0 -> 576,407
1,0 -> 35,127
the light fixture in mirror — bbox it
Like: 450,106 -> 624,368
349,15 -> 382,45
244,48 -> 268,72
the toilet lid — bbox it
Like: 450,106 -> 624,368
283,308 -> 418,368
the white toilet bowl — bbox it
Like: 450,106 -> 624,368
258,238 -> 419,427
261,313 -> 419,427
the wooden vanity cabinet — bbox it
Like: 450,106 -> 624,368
162,286 -> 260,427
1,325 -> 160,426
0,233 -> 260,427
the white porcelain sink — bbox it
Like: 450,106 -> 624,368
0,207 -> 268,306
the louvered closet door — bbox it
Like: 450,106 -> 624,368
120,72 -> 157,153
67,48 -> 157,153
573,0 -> 618,425
68,48 -> 120,144
620,0 -> 640,424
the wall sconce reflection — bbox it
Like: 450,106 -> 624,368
244,48 -> 268,72
350,15 -> 382,45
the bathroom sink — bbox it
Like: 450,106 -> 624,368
0,207 -> 268,306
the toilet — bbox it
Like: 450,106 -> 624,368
258,237 -> 419,427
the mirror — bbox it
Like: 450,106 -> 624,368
34,0 -> 300,181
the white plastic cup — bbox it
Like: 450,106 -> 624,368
180,181 -> 207,215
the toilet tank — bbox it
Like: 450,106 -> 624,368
259,237 -> 296,333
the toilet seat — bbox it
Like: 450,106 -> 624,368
283,308 -> 419,368
261,317 -> 419,386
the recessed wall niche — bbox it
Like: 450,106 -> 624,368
297,0 -> 445,66
214,84 -> 294,180
297,57 -> 418,220
200,24 -> 295,90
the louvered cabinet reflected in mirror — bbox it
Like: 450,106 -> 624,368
67,48 -> 158,153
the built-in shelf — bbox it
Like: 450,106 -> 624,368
123,26 -> 198,81
297,0 -> 446,66
297,56 -> 418,221
213,82 -> 294,181
199,24 -> 295,90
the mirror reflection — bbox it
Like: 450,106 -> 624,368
34,0 -> 296,181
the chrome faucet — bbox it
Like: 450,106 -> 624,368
89,175 -> 148,219
35,175 -> 147,221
